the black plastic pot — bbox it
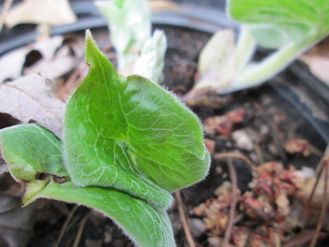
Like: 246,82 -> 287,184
1,2 -> 329,247
1,1 -> 328,150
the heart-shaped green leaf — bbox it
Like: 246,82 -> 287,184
64,31 -> 210,209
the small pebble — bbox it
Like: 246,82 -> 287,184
208,236 -> 222,247
232,130 -> 254,151
188,218 -> 206,238
85,239 -> 102,247
268,144 -> 279,156
169,213 -> 182,234
260,125 -> 269,135
104,227 -> 113,244
215,166 -> 223,175
113,239 -> 125,247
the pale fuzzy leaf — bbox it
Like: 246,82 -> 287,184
195,30 -> 236,91
29,182 -> 176,247
0,36 -> 63,83
198,30 -> 236,74
5,0 -> 76,28
95,0 -> 151,73
0,74 -> 65,137
133,30 -> 167,83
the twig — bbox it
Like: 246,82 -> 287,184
149,0 -> 180,12
175,191 -> 196,247
222,159 -> 238,247
304,160 -> 325,221
0,0 -> 13,31
254,144 -> 264,164
181,87 -> 232,109
55,205 -> 79,247
213,152 -> 256,174
282,231 -> 325,247
305,146 -> 329,221
269,121 -> 287,161
57,60 -> 85,100
309,156 -> 328,247
72,213 -> 89,247
254,102 -> 287,161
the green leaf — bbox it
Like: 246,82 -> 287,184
228,0 -> 329,48
64,31 -> 210,209
27,182 -> 176,247
0,124 -> 67,182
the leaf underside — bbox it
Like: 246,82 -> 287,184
228,0 -> 329,48
33,182 -> 176,247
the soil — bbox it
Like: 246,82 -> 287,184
1,26 -> 327,247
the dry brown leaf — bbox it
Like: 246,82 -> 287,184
0,36 -> 64,83
23,45 -> 78,79
297,177 -> 328,209
300,55 -> 329,85
0,0 -> 13,32
300,37 -> 329,85
0,74 -> 65,137
148,0 -> 179,12
5,0 -> 76,28
203,108 -> 245,137
204,139 -> 215,154
284,138 -> 312,157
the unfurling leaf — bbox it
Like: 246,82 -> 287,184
133,30 -> 167,83
195,29 -> 236,91
95,0 -> 151,73
95,0 -> 167,82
